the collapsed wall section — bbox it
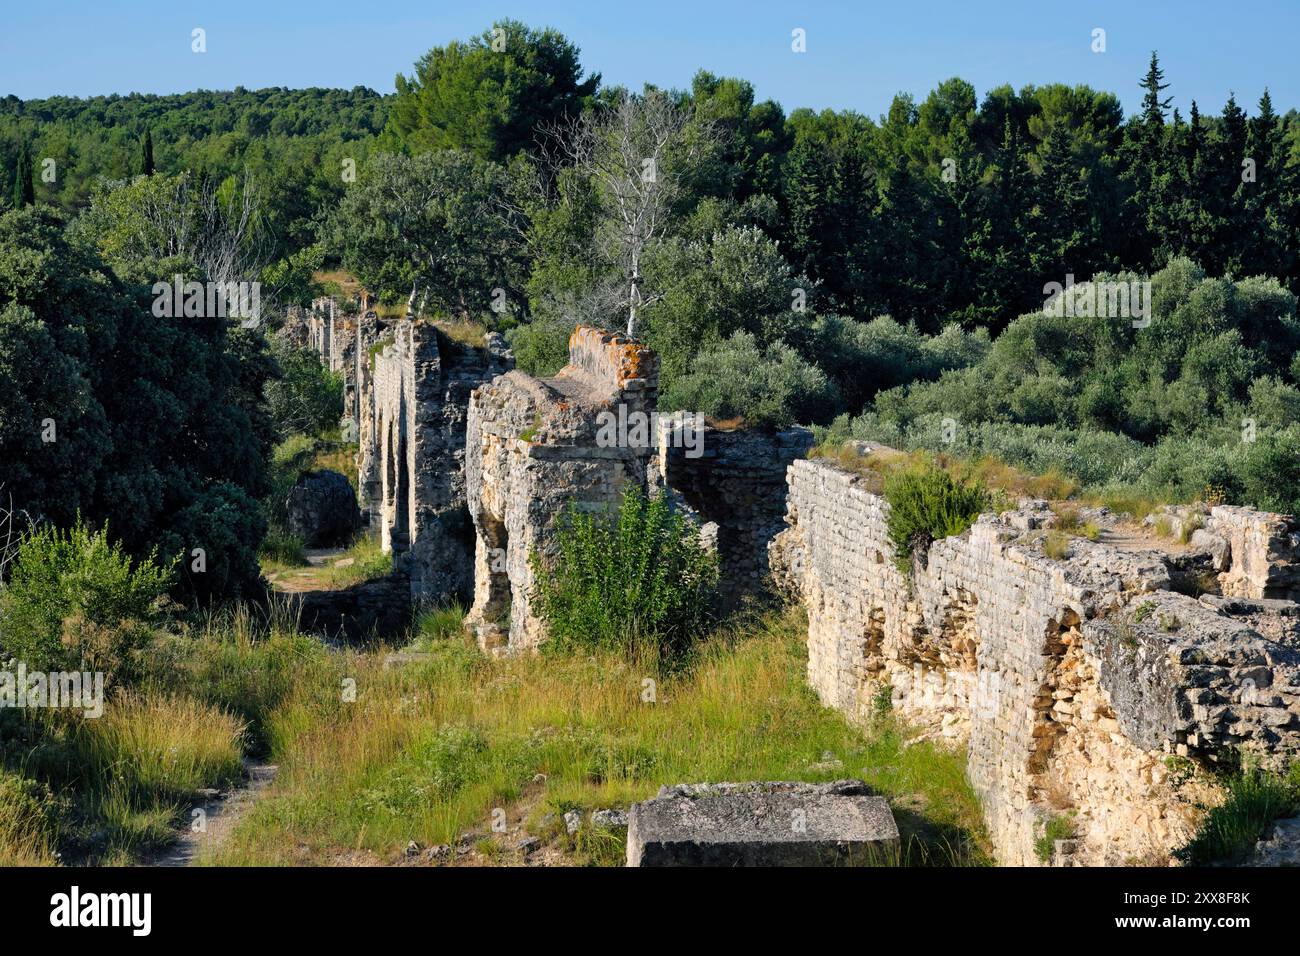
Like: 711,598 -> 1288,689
661,425 -> 813,608
773,457 -> 1300,865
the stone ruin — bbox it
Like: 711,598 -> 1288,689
291,301 -> 1300,865
363,318 -> 511,602
463,326 -> 662,651
770,455 -> 1300,865
291,302 -> 806,624
461,325 -> 811,651
291,296 -> 511,606
627,780 -> 899,866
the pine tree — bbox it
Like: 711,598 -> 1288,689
1118,53 -> 1176,269
1211,94 -> 1251,275
783,138 -> 836,294
1033,121 -> 1090,280
1186,100 -> 1203,167
1248,90 -> 1281,182
1139,52 -> 1172,130
141,127 -> 155,176
1243,89 -> 1286,277
12,146 -> 34,208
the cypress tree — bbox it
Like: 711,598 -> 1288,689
1139,52 -> 1172,129
141,127 -> 155,176
12,146 -> 34,207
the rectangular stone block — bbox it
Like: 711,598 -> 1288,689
626,781 -> 899,866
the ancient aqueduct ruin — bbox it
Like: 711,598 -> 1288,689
288,296 -> 1300,866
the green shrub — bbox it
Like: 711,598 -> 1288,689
0,519 -> 172,673
0,770 -> 61,865
1173,764 -> 1300,865
163,482 -> 267,601
883,461 -> 988,570
264,340 -> 345,442
506,313 -> 571,377
661,331 -> 838,428
531,485 -> 719,662
1034,813 -> 1077,862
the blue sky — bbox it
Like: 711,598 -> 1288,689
3,1 -> 1297,119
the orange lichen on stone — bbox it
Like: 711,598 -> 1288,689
612,340 -> 653,384
566,325 -> 658,390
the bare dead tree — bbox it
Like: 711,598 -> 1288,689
541,90 -> 711,337
0,490 -> 32,582
193,169 -> 267,290
133,169 -> 268,286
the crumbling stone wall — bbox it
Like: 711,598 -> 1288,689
660,425 -> 813,608
464,326 -> 660,651
368,319 -> 512,605
772,457 -> 1300,865
1206,506 -> 1300,599
464,327 -> 818,651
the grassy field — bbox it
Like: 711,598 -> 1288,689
207,606 -> 990,866
0,597 -> 991,867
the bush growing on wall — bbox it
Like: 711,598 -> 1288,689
883,459 -> 989,570
531,485 -> 719,662
264,340 -> 345,442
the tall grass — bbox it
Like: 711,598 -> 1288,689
68,694 -> 245,802
1174,763 -> 1300,865
212,607 -> 990,866
320,534 -> 392,589
4,693 -> 246,864
0,770 -> 60,865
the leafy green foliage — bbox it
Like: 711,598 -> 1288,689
0,520 -> 172,674
385,19 -> 598,162
842,260 -> 1300,511
1034,813 -> 1077,862
265,339 -> 345,441
883,460 -> 989,569
326,150 -> 526,317
0,206 -> 273,601
0,86 -> 385,258
662,330 -> 836,428
531,485 -> 719,662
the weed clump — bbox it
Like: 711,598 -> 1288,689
883,459 -> 988,571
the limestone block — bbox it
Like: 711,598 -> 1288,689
627,781 -> 899,866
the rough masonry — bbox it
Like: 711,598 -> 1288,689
462,326 -> 807,651
771,454 -> 1300,865
302,309 -> 1300,867
293,296 -> 512,606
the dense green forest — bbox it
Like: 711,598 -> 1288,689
5,18 -> 1300,601
0,86 -> 386,251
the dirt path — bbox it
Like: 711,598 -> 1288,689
153,762 -> 279,867
264,547 -> 348,593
